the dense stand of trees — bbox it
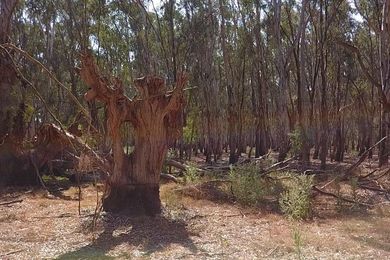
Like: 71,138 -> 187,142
1,0 -> 390,173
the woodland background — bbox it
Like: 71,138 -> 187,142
1,0 -> 390,259
1,0 -> 389,168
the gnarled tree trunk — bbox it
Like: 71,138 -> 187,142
79,52 -> 186,215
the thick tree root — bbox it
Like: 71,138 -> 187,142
102,184 -> 161,216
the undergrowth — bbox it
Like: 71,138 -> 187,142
228,163 -> 275,206
279,174 -> 313,220
183,163 -> 201,185
228,163 -> 313,220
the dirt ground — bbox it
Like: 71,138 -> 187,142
0,172 -> 389,260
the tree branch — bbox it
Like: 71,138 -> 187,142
165,73 -> 188,114
335,40 -> 387,106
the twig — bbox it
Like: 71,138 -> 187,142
359,169 -> 378,180
266,246 -> 279,258
33,213 -> 74,218
0,249 -> 24,257
320,176 -> 339,189
0,199 -> 23,206
260,156 -> 297,176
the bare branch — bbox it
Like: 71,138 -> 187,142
335,41 -> 389,108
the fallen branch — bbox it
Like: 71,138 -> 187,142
312,185 -> 372,207
165,159 -> 189,171
0,199 -> 23,206
160,173 -> 179,183
359,169 -> 378,180
236,151 -> 271,165
201,165 -> 231,171
358,184 -> 389,195
165,159 -> 206,173
260,156 -> 297,176
303,169 -> 327,175
372,168 -> 390,180
341,136 -> 387,180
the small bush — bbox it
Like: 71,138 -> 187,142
279,174 -> 313,220
229,163 -> 268,206
183,163 -> 200,184
288,127 -> 304,156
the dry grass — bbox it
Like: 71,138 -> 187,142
0,161 -> 389,259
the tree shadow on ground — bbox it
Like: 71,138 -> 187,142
56,213 -> 198,259
346,214 -> 390,253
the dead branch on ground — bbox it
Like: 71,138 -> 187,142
312,185 -> 372,207
341,136 -> 387,180
0,199 -> 23,206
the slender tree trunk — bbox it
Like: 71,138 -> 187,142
296,0 -> 310,163
379,0 -> 390,166
273,0 -> 290,161
219,0 -> 239,164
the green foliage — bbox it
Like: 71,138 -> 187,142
183,163 -> 200,185
292,226 -> 304,260
228,163 -> 268,206
183,107 -> 199,144
23,104 -> 35,123
288,127 -> 304,156
279,174 -> 313,220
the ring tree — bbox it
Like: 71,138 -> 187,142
79,52 -> 187,215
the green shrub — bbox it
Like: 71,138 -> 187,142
183,163 -> 200,184
292,226 -> 304,260
229,163 -> 268,206
279,174 -> 313,220
288,127 -> 304,156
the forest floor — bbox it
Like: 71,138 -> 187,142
0,157 -> 389,260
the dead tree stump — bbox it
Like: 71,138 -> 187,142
79,52 -> 186,215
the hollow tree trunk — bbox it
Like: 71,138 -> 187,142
80,53 -> 186,215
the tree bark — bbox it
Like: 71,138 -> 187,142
0,0 -> 35,185
273,0 -> 290,161
79,52 -> 186,215
379,0 -> 390,167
